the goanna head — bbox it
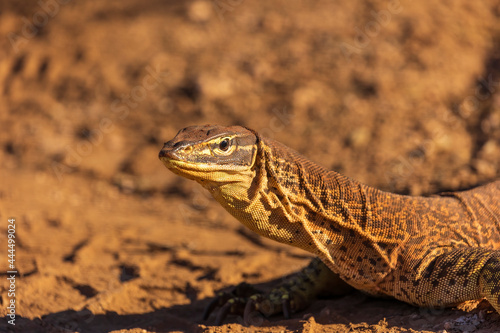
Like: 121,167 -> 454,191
159,125 -> 258,188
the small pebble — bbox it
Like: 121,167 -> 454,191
478,309 -> 486,320
302,313 -> 313,320
188,1 -> 212,23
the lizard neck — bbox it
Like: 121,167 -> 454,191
240,136 -> 380,250
255,136 -> 409,290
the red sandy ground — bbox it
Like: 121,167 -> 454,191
0,1 -> 499,332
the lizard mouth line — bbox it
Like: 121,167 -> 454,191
159,155 -> 248,173
159,156 -> 202,171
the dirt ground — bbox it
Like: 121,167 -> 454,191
1,0 -> 500,332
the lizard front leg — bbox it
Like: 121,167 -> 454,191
397,248 -> 500,314
479,253 -> 500,313
204,258 -> 353,324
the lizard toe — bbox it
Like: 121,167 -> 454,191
203,290 -> 233,320
204,282 -> 263,322
282,297 -> 291,319
214,302 -> 231,326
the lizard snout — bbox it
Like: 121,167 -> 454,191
159,140 -> 193,161
158,141 -> 178,160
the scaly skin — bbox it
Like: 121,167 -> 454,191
159,124 -> 500,321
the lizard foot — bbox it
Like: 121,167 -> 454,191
202,280 -> 304,325
203,258 -> 353,325
202,282 -> 263,325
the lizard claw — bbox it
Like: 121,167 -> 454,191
203,295 -> 222,320
282,297 -> 291,319
244,298 -> 256,321
215,302 -> 232,326
243,298 -> 259,325
203,290 -> 233,320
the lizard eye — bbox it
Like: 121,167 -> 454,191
219,138 -> 231,151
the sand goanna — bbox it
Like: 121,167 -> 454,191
159,124 -> 500,324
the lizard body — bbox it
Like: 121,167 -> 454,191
159,124 -> 500,318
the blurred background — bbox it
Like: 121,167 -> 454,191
0,0 -> 499,332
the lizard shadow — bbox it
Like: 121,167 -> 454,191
10,289 -> 497,332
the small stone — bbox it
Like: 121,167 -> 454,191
320,307 -> 331,316
480,139 -> 498,156
302,313 -> 313,320
348,127 -> 370,148
461,325 -> 478,332
474,159 -> 495,178
188,1 -> 212,23
478,310 -> 486,320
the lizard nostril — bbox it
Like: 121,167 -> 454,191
184,146 -> 193,153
